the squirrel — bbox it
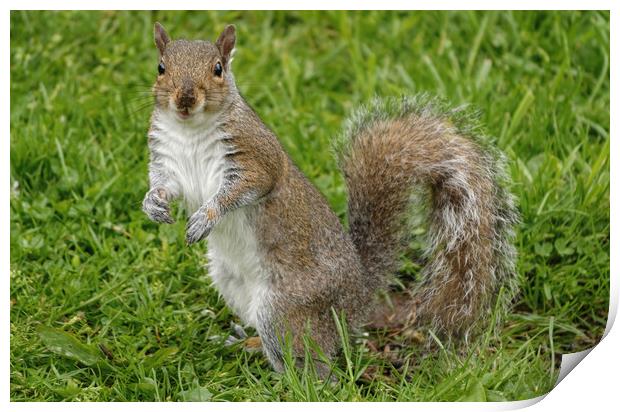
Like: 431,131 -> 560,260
142,23 -> 519,373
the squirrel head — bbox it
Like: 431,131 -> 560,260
152,22 -> 236,121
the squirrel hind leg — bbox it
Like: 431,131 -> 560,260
257,305 -> 341,377
255,311 -> 286,372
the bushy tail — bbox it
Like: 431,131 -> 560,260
335,95 -> 519,341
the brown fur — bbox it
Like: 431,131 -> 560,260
144,24 -> 518,373
340,107 -> 518,341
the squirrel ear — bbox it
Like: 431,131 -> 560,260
216,24 -> 236,68
154,22 -> 170,56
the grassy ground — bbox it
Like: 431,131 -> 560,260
10,11 -> 609,401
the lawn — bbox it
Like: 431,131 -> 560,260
10,10 -> 610,401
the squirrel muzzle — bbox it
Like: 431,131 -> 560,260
176,80 -> 196,111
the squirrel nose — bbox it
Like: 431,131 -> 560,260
177,84 -> 196,110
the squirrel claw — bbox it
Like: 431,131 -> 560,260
143,188 -> 175,224
230,321 -> 247,339
185,207 -> 216,244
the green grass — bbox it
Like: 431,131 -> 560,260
10,10 -> 609,401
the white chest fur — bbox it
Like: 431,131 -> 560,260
150,111 -> 228,213
150,110 -> 269,328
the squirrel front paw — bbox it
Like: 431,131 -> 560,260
142,188 -> 175,224
186,206 -> 217,244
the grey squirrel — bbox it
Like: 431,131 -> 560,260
142,23 -> 519,373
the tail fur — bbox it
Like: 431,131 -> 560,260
336,95 -> 519,341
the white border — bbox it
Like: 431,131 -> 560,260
0,1 -> 616,11
3,2 -> 616,411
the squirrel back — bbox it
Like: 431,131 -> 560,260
337,95 -> 519,340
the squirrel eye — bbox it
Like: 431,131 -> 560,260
158,62 -> 165,75
214,61 -> 223,77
